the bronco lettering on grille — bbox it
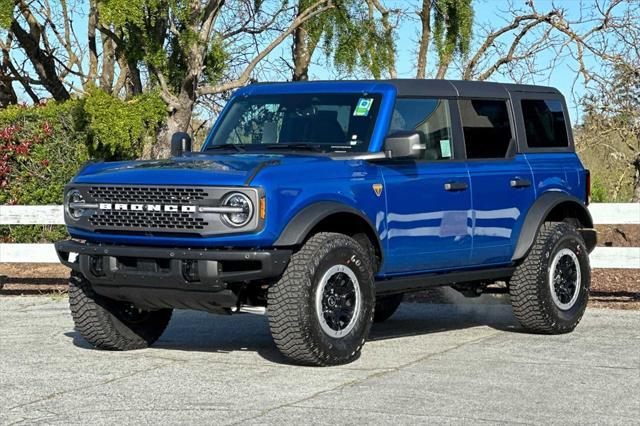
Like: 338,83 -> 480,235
98,203 -> 196,213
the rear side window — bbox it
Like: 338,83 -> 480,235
521,99 -> 569,148
459,99 -> 512,159
389,98 -> 453,161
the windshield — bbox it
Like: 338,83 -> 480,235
206,93 -> 382,153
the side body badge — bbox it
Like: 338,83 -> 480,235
372,184 -> 383,197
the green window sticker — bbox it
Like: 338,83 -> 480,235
354,98 -> 374,116
440,139 -> 452,158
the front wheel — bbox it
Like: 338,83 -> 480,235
69,271 -> 172,350
267,232 -> 375,366
509,222 -> 591,334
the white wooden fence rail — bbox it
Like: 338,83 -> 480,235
1,204 -> 639,267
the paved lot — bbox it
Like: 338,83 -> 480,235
1,295 -> 639,425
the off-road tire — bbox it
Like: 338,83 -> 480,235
374,294 -> 403,323
69,271 -> 172,350
267,232 -> 375,366
509,222 -> 590,334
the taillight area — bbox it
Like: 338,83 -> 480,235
585,169 -> 591,205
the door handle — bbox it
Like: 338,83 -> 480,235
510,178 -> 531,188
444,182 -> 469,191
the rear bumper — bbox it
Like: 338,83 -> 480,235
54,240 -> 291,311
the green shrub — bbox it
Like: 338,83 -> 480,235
0,101 -> 88,242
83,87 -> 166,159
590,176 -> 608,203
0,90 -> 166,243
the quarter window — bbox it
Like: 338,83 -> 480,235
521,99 -> 569,148
459,99 -> 513,159
390,98 -> 453,161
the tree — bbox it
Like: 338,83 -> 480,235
413,0 -> 473,79
1,0 -> 335,158
459,0 -> 635,84
97,0 -> 335,158
290,0 -> 397,81
577,65 -> 640,202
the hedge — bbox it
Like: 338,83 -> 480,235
0,89 -> 165,243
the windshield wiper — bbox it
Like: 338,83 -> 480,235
265,143 -> 325,152
206,144 -> 246,152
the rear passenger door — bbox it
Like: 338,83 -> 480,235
380,98 -> 472,273
514,95 -> 578,198
459,98 -> 536,266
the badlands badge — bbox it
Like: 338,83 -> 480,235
372,183 -> 383,197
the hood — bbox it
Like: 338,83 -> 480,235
72,152 -> 338,186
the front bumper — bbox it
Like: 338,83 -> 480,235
55,240 -> 291,311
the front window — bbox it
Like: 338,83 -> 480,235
390,98 -> 453,161
206,93 -> 382,153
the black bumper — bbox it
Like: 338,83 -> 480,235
55,240 -> 291,311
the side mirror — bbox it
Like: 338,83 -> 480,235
384,131 -> 424,159
171,132 -> 192,157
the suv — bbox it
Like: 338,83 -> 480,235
56,80 -> 596,366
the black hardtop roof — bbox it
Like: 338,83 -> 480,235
386,79 -> 561,98
251,79 -> 561,98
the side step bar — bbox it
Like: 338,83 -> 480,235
375,266 -> 515,296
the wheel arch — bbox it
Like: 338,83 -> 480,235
274,201 -> 383,270
513,192 -> 595,261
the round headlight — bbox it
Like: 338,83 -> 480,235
221,192 -> 253,227
65,189 -> 85,220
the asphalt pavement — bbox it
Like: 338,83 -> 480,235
1,294 -> 638,425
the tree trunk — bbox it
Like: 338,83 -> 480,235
0,53 -> 17,107
633,155 -> 640,203
100,35 -> 115,93
127,59 -> 143,96
87,1 -> 98,84
0,75 -> 17,107
292,25 -> 311,81
416,0 -> 431,79
9,21 -> 70,101
435,53 -> 452,79
150,97 -> 194,159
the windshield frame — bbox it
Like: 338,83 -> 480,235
202,87 -> 395,154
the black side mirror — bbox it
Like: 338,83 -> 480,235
384,131 -> 424,159
171,132 -> 192,157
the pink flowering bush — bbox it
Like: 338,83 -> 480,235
0,100 -> 89,242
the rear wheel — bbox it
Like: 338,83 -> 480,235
509,222 -> 590,334
267,232 -> 375,366
69,271 -> 172,350
374,294 -> 403,323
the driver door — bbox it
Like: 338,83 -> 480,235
380,98 -> 472,274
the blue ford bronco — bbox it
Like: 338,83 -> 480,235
56,79 -> 596,366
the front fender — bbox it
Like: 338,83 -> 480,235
274,201 -> 382,253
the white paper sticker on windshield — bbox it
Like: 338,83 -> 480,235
440,139 -> 452,158
354,98 -> 374,116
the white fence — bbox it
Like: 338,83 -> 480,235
1,203 -> 639,268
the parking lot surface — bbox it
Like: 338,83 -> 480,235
1,295 -> 638,425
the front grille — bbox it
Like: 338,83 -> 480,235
67,184 -> 260,237
89,211 -> 208,230
88,186 -> 208,204
84,185 -> 213,232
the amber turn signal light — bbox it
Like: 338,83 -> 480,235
259,196 -> 266,220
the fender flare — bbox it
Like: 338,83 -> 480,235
512,192 -> 594,261
274,201 -> 383,258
